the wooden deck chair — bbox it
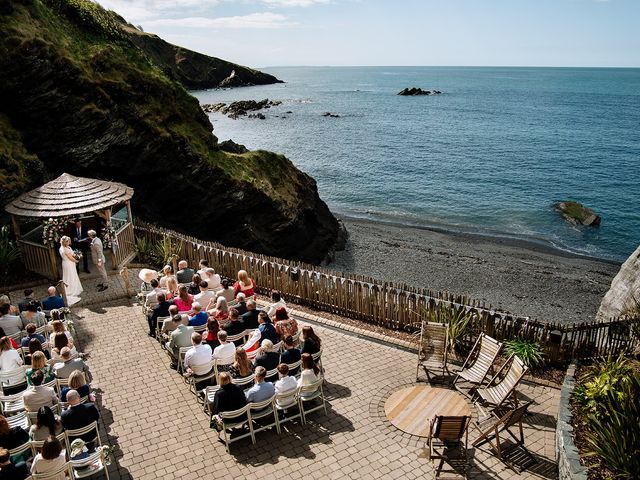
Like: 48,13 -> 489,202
452,333 -> 502,396
474,355 -> 529,412
415,321 -> 449,384
427,415 -> 471,479
473,401 -> 533,471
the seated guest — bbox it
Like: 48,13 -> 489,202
29,406 -> 63,442
20,323 -> 46,348
245,366 -> 275,403
25,338 -> 51,365
0,336 -> 23,385
53,347 -> 92,382
210,296 -> 229,321
20,302 -> 46,328
211,372 -> 246,418
50,320 -> 76,356
228,347 -> 255,379
0,330 -> 17,350
222,308 -> 244,343
258,311 -> 278,344
60,390 -> 100,443
144,279 -> 163,308
216,279 -> 235,303
188,302 -> 208,327
280,335 -> 302,369
194,281 -> 215,310
165,277 -> 179,299
274,363 -> 297,394
203,318 -> 220,349
173,286 -> 193,313
23,370 -> 58,412
162,313 -> 187,341
298,353 -> 320,393
0,414 -> 29,450
253,339 -> 280,372
41,287 -> 65,312
213,331 -> 236,359
0,447 -> 29,480
0,305 -> 21,336
158,265 -> 176,289
60,370 -> 91,402
18,289 -> 41,313
184,332 -> 213,376
300,325 -> 322,355
233,270 -> 256,299
147,292 -> 173,337
167,323 -> 194,369
241,300 -> 259,330
26,351 -> 54,385
30,435 -> 66,479
267,290 -> 286,318
233,293 -> 248,316
196,259 -> 209,277
176,260 -> 195,284
204,268 -> 221,291
274,307 -> 298,339
187,274 -> 201,296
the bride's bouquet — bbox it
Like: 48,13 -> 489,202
73,249 -> 83,261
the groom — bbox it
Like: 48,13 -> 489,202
87,230 -> 109,292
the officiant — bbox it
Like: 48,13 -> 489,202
69,218 -> 90,274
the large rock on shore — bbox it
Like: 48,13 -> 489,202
0,0 -> 342,264
554,201 -> 601,226
597,245 -> 640,320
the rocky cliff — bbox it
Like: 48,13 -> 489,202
0,0 -> 342,264
597,245 -> 640,320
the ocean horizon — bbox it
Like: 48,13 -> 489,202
193,66 -> 640,263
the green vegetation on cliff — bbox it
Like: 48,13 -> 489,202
0,0 -> 341,263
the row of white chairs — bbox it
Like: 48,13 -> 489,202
0,380 -> 91,418
11,421 -> 108,480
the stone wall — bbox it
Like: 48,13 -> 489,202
556,363 -> 588,480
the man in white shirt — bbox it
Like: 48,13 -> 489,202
184,332 -> 212,375
196,259 -> 209,277
145,279 -> 164,309
194,281 -> 215,309
267,290 -> 286,318
274,363 -> 297,395
204,268 -> 221,291
23,370 -> 58,412
213,330 -> 236,359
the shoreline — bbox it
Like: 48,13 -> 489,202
330,217 -> 620,324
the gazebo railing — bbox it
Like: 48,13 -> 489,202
112,221 -> 136,268
18,238 -> 58,279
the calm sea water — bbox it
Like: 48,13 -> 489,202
192,67 -> 640,262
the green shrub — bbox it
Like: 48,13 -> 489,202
426,303 -> 474,353
503,338 -> 544,368
153,235 -> 183,266
134,236 -> 157,266
0,225 -> 20,276
576,357 -> 640,478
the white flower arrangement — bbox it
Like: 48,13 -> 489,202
102,222 -> 116,248
42,216 -> 69,247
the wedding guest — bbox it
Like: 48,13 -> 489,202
60,390 -> 100,443
221,308 -> 244,342
187,273 -> 201,296
216,279 -> 235,303
274,363 -> 297,394
0,447 -> 29,480
267,290 -> 286,318
233,293 -> 248,316
30,435 -> 66,479
298,353 -> 320,391
0,414 -> 29,450
50,320 -> 76,356
23,370 -> 58,412
196,259 -> 209,277
203,318 -> 220,349
19,302 -> 46,328
0,305 -> 21,336
161,313 -> 187,342
167,323 -> 194,369
18,289 -> 41,313
26,351 -> 54,385
60,370 -> 91,402
213,331 -> 235,359
183,332 -> 213,376
274,307 -> 298,339
0,337 -> 23,385
245,366 -> 275,403
158,265 -> 175,289
280,335 -> 302,368
194,281 -> 215,309
242,310 -> 276,352
211,372 -> 246,418
176,260 -> 195,284
300,325 -> 321,355
21,323 -> 45,347
253,339 -> 280,372
233,270 -> 256,298
24,338 -> 51,365
187,303 -> 208,327
174,285 -> 193,313
228,347 -> 255,379
41,287 -> 65,312
147,292 -> 173,337
53,347 -> 92,382
210,296 -> 229,322
204,268 -> 221,291
241,300 -> 259,329
144,279 -> 163,309
165,277 -> 179,299
0,330 -> 16,350
29,406 -> 64,442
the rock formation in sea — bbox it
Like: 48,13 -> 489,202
0,0 -> 343,264
202,99 -> 281,119
597,245 -> 640,321
554,201 -> 601,227
398,87 -> 442,96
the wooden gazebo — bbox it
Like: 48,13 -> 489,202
5,173 -> 137,280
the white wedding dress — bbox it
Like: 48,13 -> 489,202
59,245 -> 83,305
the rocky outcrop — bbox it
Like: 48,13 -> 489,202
597,245 -> 640,320
0,0 -> 342,264
398,87 -> 442,96
322,112 -> 340,118
554,201 -> 601,227
202,99 -> 281,119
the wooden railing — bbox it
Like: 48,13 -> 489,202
134,221 -> 640,364
18,239 -> 57,279
112,222 -> 136,268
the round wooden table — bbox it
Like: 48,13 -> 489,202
384,385 -> 471,437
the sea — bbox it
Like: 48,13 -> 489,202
192,67 -> 640,263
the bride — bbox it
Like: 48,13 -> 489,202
59,236 -> 83,305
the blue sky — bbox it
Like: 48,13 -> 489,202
98,0 -> 640,68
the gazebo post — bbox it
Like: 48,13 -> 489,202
126,200 -> 133,224
10,214 -> 21,241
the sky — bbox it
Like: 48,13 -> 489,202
96,0 -> 640,68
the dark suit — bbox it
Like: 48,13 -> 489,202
41,295 -> 65,311
222,318 -> 245,345
234,301 -> 248,316
212,384 -> 247,415
61,403 -> 100,442
69,224 -> 90,272
254,351 -> 280,372
18,297 -> 41,312
148,300 -> 174,335
176,268 -> 195,284
241,309 -> 259,329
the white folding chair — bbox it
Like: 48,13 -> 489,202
249,396 -> 279,436
0,392 -> 25,416
213,354 -> 235,378
30,431 -> 66,455
274,387 -> 302,428
9,440 -> 33,464
184,360 -> 216,396
64,420 -> 101,451
0,366 -> 28,394
7,411 -> 29,430
231,375 -> 255,391
286,360 -> 302,378
226,331 -> 246,346
218,404 -> 253,453
298,377 -> 328,424
177,347 -> 191,374
70,449 -> 110,479
265,367 -> 279,383
203,385 -> 220,416
155,315 -> 171,341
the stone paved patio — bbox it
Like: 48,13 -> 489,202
4,274 -> 559,479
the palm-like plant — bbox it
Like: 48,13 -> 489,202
503,338 -> 545,368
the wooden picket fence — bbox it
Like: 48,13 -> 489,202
134,221 -> 640,365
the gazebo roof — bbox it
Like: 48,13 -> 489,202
5,173 -> 134,218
